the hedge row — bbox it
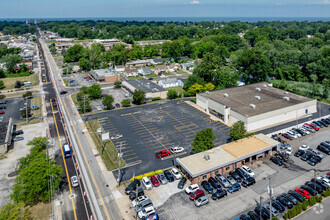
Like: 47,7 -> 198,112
130,169 -> 164,182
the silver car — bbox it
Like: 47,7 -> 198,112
71,176 -> 79,187
195,196 -> 209,207
216,174 -> 230,188
264,203 -> 279,216
157,172 -> 168,185
226,175 -> 237,185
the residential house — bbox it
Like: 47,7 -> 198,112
115,65 -> 125,72
181,61 -> 195,71
124,68 -> 139,77
137,67 -> 151,76
151,58 -> 170,65
158,78 -> 180,88
178,78 -> 187,87
167,64 -> 181,73
154,65 -> 167,75
55,43 -> 74,54
126,60 -> 150,68
137,40 -> 170,47
122,79 -> 168,99
90,68 -> 121,83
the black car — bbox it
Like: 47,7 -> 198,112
294,149 -> 305,157
275,151 -> 288,162
305,181 -> 324,194
321,118 -> 330,125
129,191 -> 136,201
247,211 -> 261,220
318,120 -> 328,127
301,185 -> 317,196
60,90 -> 68,95
137,187 -> 144,197
125,179 -> 141,194
0,105 -> 6,109
312,121 -> 323,128
236,168 -> 250,180
177,177 -> 187,189
164,170 -> 174,182
241,177 -> 256,187
254,205 -> 270,220
201,181 -> 214,194
294,128 -> 307,136
239,214 -> 253,220
308,156 -> 322,166
288,190 -> 305,203
276,196 -> 293,209
13,130 -> 24,135
208,176 -> 222,190
211,189 -> 227,200
320,141 -> 330,149
282,193 -> 298,205
317,145 -> 330,155
272,136 -> 284,143
229,171 -> 242,182
301,151 -> 313,161
311,178 -> 330,190
271,199 -> 285,213
270,156 -> 283,166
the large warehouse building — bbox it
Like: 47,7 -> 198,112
196,82 -> 317,131
176,134 -> 279,184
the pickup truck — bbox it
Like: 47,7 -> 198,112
155,150 -> 171,158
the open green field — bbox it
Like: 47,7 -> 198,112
85,120 -> 125,171
127,75 -> 143,80
145,73 -> 160,78
1,73 -> 39,90
31,96 -> 42,118
167,86 -> 185,95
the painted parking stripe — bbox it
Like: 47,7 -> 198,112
125,156 -> 138,161
123,153 -> 136,158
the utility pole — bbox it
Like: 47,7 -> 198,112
117,141 -> 125,186
83,95 -> 88,114
25,98 -> 28,123
260,196 -> 263,218
268,177 -> 273,220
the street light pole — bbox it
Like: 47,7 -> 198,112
268,177 -> 273,220
260,196 -> 263,218
117,141 -> 125,186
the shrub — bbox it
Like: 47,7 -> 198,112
143,171 -> 155,178
152,97 -> 161,101
0,95 -> 5,99
317,196 -> 322,203
155,169 -> 164,174
284,212 -> 288,220
272,216 -> 278,220
191,98 -> 196,103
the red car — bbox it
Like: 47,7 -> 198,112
156,150 -> 171,158
0,111 -> 4,114
115,103 -> 120,108
150,176 -> 160,187
295,188 -> 310,199
83,76 -> 91,79
282,133 -> 293,140
304,123 -> 319,131
189,189 -> 205,200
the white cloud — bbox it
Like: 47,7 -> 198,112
189,1 -> 200,4
308,0 -> 330,5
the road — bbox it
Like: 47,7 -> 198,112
38,29 -> 122,220
297,198 -> 330,220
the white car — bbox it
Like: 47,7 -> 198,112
71,176 -> 79,187
299,145 -> 310,151
110,134 -> 123,140
286,147 -> 292,155
287,131 -> 299,139
138,206 -> 155,219
132,195 -> 148,207
195,196 -> 209,207
300,128 -> 310,135
170,147 -> 184,154
317,177 -> 330,187
241,165 -> 255,177
96,106 -> 102,111
171,168 -> 182,179
185,184 -> 199,194
142,177 -> 152,190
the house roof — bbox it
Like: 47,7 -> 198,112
159,78 -> 178,85
125,68 -> 138,73
156,65 -> 167,70
125,79 -> 167,93
90,69 -> 119,80
115,65 -> 125,69
198,82 -> 314,117
153,58 -> 169,63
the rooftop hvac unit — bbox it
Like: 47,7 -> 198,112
283,96 -> 290,101
204,154 -> 210,160
223,93 -> 229,97
262,84 -> 267,88
249,104 -> 256,109
254,96 -> 261,100
256,88 -> 261,92
205,91 -> 210,94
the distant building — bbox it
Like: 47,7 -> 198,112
124,68 -> 139,77
151,58 -> 170,65
154,65 -> 167,75
126,60 -> 150,68
137,67 -> 152,76
178,78 -> 187,87
158,78 -> 180,88
26,19 -> 46,25
136,40 -> 170,47
0,118 -> 13,155
115,65 -> 125,72
90,68 -> 121,83
122,79 -> 168,99
181,61 -> 195,71
55,43 -> 74,53
167,64 -> 181,73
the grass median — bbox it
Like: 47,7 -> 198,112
1,73 -> 39,90
31,96 -> 42,117
85,119 -> 125,171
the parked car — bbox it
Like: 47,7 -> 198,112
317,177 -> 330,187
321,141 -> 330,149
294,128 -> 306,136
282,133 -> 293,140
115,103 -> 120,108
317,145 -> 330,155
241,165 -> 255,177
71,176 -> 79,187
236,168 -> 250,180
201,181 -> 214,194
318,120 -> 328,127
254,205 -> 270,220
137,188 -> 144,197
280,143 -> 291,150
195,195 -> 209,207
247,211 -> 261,220
185,184 -> 199,194
300,127 -> 310,134
305,181 -> 324,194
156,173 -> 168,185
263,203 -> 279,217
110,134 -> 123,140
282,193 -> 298,205
288,190 -> 305,202
295,188 -> 311,199
239,214 -> 253,220
0,111 -> 4,114
216,174 -> 230,188
301,151 -> 313,161
13,130 -> 24,135
138,206 -> 155,219
308,156 -> 322,166
13,137 -> 24,141
132,195 -> 148,207
171,168 -> 181,180
129,191 -> 136,201
135,199 -> 153,213
226,175 -> 237,185
302,125 -> 315,133
313,121 -> 323,128
241,177 -> 256,187
125,179 -> 141,195
229,171 -> 242,182
164,170 -> 174,182
294,149 -> 305,157
208,176 -> 222,190
227,183 -> 241,193
271,199 -> 286,213
177,177 -> 186,189
142,177 -> 152,190
275,151 -> 288,162
286,147 -> 293,155
276,196 -> 293,209
211,189 -> 227,200
270,156 -> 283,166
300,185 -> 317,196
170,147 -> 184,154
155,150 -> 171,158
305,123 -> 319,131
189,189 -> 205,201
150,176 -> 159,187
311,178 -> 329,191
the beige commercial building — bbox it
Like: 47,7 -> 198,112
90,69 -> 121,83
196,82 -> 317,132
122,79 -> 168,100
176,134 -> 279,184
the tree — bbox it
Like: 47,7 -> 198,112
0,202 -> 31,220
2,54 -> 22,72
78,58 -> 91,71
114,81 -> 122,88
87,83 -> 102,100
204,83 -> 215,91
22,91 -> 32,98
102,94 -> 114,109
78,98 -> 91,113
167,89 -> 178,99
63,44 -> 86,63
191,128 -> 216,153
121,99 -> 131,107
0,80 -> 4,89
322,78 -> 329,100
133,89 -> 146,105
0,69 -> 5,78
14,81 -> 22,88
229,121 -> 253,141
188,83 -> 204,95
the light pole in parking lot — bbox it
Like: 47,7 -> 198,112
267,177 -> 273,220
117,141 -> 125,186
259,196 -> 263,218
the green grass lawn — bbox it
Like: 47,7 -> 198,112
176,70 -> 189,75
168,86 -> 185,95
127,75 -> 143,80
31,96 -> 42,118
1,73 -> 39,90
145,73 -> 160,78
85,120 -> 125,171
3,90 -> 39,98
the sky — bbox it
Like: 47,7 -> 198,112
1,0 -> 330,18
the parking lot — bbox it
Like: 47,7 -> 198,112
63,73 -> 95,88
86,100 -> 231,181
1,97 -> 31,122
151,127 -> 330,220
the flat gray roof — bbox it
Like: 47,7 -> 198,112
126,79 -> 167,93
198,82 -> 314,117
